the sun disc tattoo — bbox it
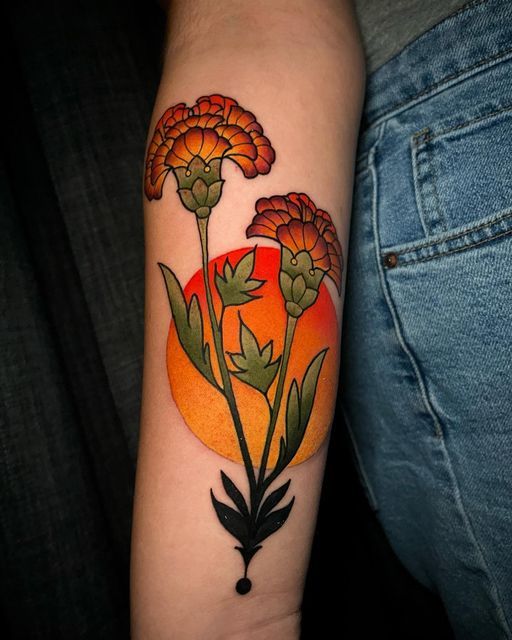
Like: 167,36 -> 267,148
145,94 -> 343,595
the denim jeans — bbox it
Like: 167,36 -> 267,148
341,1 -> 512,638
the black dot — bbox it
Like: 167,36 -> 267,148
236,578 -> 252,595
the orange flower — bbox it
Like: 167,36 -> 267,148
247,193 -> 343,294
144,95 -> 275,203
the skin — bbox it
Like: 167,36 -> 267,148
131,2 -> 365,638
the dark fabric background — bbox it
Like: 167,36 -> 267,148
1,1 -> 453,638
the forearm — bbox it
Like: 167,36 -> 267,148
131,2 -> 364,638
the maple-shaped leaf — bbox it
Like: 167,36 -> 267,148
229,314 -> 281,394
214,248 -> 264,307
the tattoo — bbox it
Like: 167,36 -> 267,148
145,95 -> 343,595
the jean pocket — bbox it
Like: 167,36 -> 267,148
411,103 -> 512,238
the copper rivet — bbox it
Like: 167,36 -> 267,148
383,252 -> 398,268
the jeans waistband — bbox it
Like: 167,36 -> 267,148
363,0 -> 512,128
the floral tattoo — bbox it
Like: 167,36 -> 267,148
145,94 -> 343,595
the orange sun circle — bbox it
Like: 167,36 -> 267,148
167,247 -> 339,467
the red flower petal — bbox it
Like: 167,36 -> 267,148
145,95 -> 275,198
234,157 -> 259,177
254,156 -> 271,174
195,94 -> 238,120
252,211 -> 276,227
227,143 -> 258,160
246,223 -> 278,240
255,197 -> 273,213
146,166 -> 171,200
183,128 -> 206,155
165,135 -> 192,167
309,237 -> 330,265
287,219 -> 307,251
256,196 -> 282,213
144,103 -> 188,199
303,222 -> 321,252
276,225 -> 299,253
203,136 -> 231,162
226,105 -> 262,133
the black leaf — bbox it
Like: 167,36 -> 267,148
235,545 -> 262,567
275,437 -> 287,473
220,471 -> 249,517
210,490 -> 249,545
254,497 -> 295,544
257,480 -> 291,524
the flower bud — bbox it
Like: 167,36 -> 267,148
175,157 -> 224,217
279,248 -> 324,317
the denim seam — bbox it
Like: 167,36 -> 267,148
384,209 -> 512,255
340,403 -> 379,511
426,138 -> 447,233
372,134 -> 512,635
411,134 -> 430,237
419,102 -> 512,142
370,122 -> 444,441
396,227 -> 512,266
411,130 -> 448,236
368,46 -> 512,129
437,455 -> 512,637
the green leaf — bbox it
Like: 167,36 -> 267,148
299,349 -> 328,430
229,315 -> 281,394
280,349 -> 328,467
285,380 -> 301,455
223,259 -> 234,280
214,247 -> 264,307
291,274 -> 307,303
191,178 -> 208,206
176,188 -> 197,212
233,249 -> 257,281
240,321 -> 260,361
159,263 -> 217,388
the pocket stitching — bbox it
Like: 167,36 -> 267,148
412,128 -> 449,235
397,226 -> 512,266
409,105 -> 512,248
371,124 -> 445,440
386,209 -> 512,256
415,102 -> 512,143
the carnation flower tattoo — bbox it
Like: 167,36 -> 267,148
247,193 -> 343,315
145,94 -> 274,212
145,95 -> 343,595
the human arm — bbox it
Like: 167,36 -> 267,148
131,1 -> 365,637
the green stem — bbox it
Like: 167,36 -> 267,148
196,216 -> 257,493
257,313 -> 297,489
